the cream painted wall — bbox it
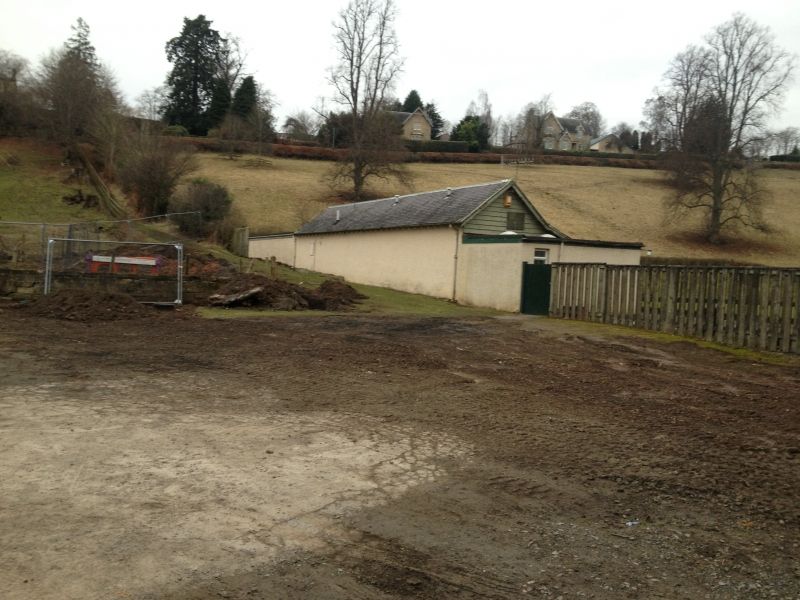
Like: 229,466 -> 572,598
455,240 -> 642,312
544,243 -> 641,265
249,235 -> 296,265
250,229 -> 641,313
295,227 -> 458,298
455,243 -> 525,311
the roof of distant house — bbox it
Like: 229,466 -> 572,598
386,107 -> 433,127
296,180 -> 564,236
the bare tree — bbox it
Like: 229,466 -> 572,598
135,86 -> 167,123
0,49 -> 27,83
35,19 -> 119,142
215,35 -> 246,96
118,133 -> 197,216
514,94 -> 553,154
328,0 -> 408,201
475,89 -> 495,145
0,49 -> 35,134
89,84 -> 129,181
283,110 -> 319,139
645,13 -> 795,243
772,126 -> 800,155
565,101 -> 605,137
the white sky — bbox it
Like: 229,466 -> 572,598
2,0 -> 799,133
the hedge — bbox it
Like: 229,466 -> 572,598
769,154 -> 800,162
271,144 -> 343,160
169,136 -> 661,169
405,139 -> 470,153
273,137 -> 322,148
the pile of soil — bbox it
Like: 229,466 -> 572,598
311,279 -> 368,310
208,274 -> 366,311
26,289 -> 155,321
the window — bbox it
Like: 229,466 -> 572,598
533,248 -> 549,264
506,212 -> 524,231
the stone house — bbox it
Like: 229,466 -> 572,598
541,112 -> 593,151
386,108 -> 432,141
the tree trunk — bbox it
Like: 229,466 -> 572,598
707,162 -> 725,244
352,155 -> 364,202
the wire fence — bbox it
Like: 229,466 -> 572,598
0,212 -> 198,272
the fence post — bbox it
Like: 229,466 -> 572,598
663,267 -> 676,333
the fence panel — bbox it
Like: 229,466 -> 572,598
550,264 -> 800,355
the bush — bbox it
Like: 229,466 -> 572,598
169,179 -> 234,239
118,135 -> 197,216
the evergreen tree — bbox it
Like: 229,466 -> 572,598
423,102 -> 444,139
451,115 -> 489,152
401,90 -> 423,112
65,18 -> 99,70
164,15 -> 222,135
206,78 -> 231,128
39,18 -> 115,140
230,75 -> 257,118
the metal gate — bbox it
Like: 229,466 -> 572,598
520,262 -> 552,315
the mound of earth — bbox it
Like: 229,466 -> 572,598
26,289 -> 155,321
311,279 -> 368,310
208,274 -> 366,311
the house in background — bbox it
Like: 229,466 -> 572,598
386,107 -> 433,141
590,133 -> 634,154
541,112 -> 593,151
506,112 -> 594,152
249,180 -> 643,312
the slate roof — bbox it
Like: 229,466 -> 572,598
557,116 -> 591,136
297,180 -> 515,235
386,108 -> 433,127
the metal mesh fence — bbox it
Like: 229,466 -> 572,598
0,222 -> 102,271
44,239 -> 184,304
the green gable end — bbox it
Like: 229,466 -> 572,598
462,188 -> 548,236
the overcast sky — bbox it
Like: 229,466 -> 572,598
2,0 -> 799,133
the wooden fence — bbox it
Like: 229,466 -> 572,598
550,264 -> 800,354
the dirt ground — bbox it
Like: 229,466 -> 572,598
1,308 -> 799,599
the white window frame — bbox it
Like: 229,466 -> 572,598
533,248 -> 549,264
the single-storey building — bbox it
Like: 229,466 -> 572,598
249,180 -> 643,312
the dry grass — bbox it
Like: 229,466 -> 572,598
197,153 -> 800,266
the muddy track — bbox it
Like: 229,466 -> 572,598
1,310 -> 799,599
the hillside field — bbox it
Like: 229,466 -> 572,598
195,153 -> 800,267
0,138 -> 106,223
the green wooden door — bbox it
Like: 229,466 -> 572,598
520,262 -> 552,315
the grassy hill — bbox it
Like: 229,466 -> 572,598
196,153 -> 800,267
0,138 -> 107,223
3,137 -> 797,268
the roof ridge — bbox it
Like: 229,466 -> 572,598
328,180 -> 512,211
